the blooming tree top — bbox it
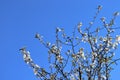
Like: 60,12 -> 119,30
20,5 -> 120,80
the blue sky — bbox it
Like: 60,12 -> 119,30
0,0 -> 120,80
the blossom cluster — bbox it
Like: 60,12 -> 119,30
19,48 -> 49,79
20,5 -> 120,80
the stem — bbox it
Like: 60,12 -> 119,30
78,67 -> 82,80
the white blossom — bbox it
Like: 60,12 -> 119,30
70,74 -> 75,80
116,35 -> 120,42
83,33 -> 87,37
101,17 -> 106,22
20,47 -> 27,54
105,48 -> 109,52
81,37 -> 88,43
35,33 -> 40,38
50,74 -> 55,80
56,27 -> 62,32
74,72 -> 79,78
86,68 -> 90,72
78,48 -> 86,60
97,5 -> 102,11
101,75 -> 106,80
34,64 -> 40,69
92,52 -> 97,57
103,37 -> 107,42
93,37 -> 97,43
77,22 -> 82,28
23,53 -> 32,64
46,42 -> 51,46
49,64 -> 55,68
89,22 -> 93,25
62,33 -> 66,38
81,52 -> 86,60
57,55 -> 63,63
33,68 -> 38,75
75,37 -> 79,40
50,44 -> 59,54
96,27 -> 100,32
114,12 -> 119,16
66,51 -> 70,55
112,42 -> 117,49
90,62 -> 96,68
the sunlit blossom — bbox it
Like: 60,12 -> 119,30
89,22 -> 93,25
116,35 -> 120,42
92,52 -> 97,57
23,54 -> 32,64
70,74 -> 75,80
101,17 -> 106,22
46,42 -> 51,46
101,75 -> 106,80
56,27 -> 62,32
96,27 -> 100,32
35,33 -> 40,38
93,37 -> 97,43
33,68 -> 38,75
83,33 -> 87,37
77,22 -> 82,28
86,68 -> 90,72
97,5 -> 102,11
114,12 -> 119,16
112,42 -> 118,49
50,44 -> 59,54
57,55 -> 63,63
90,62 -> 96,68
34,64 -> 40,69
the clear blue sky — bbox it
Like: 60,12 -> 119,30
0,0 -> 120,80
